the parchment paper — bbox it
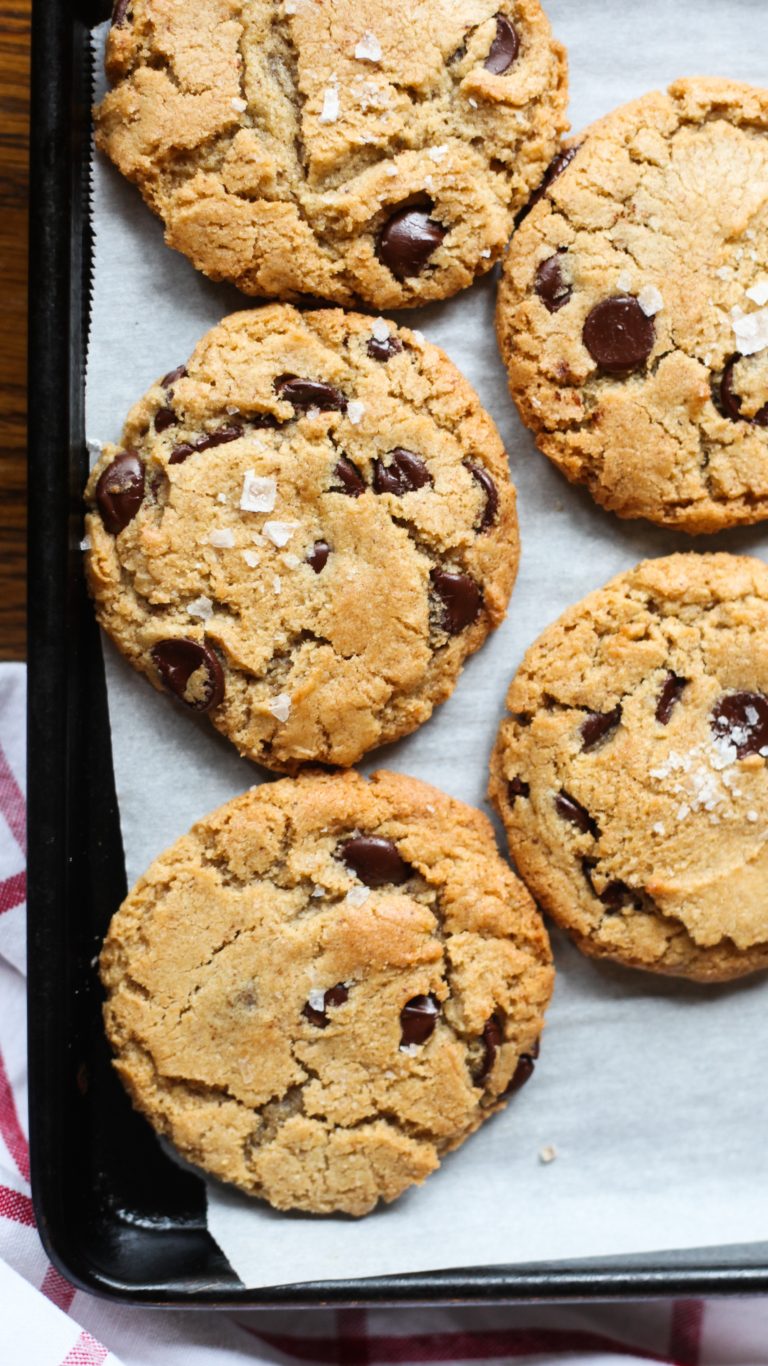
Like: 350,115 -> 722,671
88,2 -> 768,1288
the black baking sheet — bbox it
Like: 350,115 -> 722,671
26,0 -> 768,1304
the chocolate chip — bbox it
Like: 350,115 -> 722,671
367,334 -> 403,362
507,776 -> 530,804
583,296 -> 655,374
373,449 -> 432,495
150,638 -> 224,712
112,0 -> 130,25
504,1053 -> 535,1095
339,835 -> 412,887
332,456 -> 365,497
275,375 -> 347,412
535,251 -> 572,313
581,704 -> 622,751
431,569 -> 481,635
474,1013 -> 503,1083
516,145 -> 580,225
655,672 -> 687,725
161,364 -> 187,389
302,983 -> 349,1029
154,406 -> 177,434
379,206 -> 446,279
484,14 -> 519,74
94,451 -> 145,535
464,460 -> 499,532
711,692 -> 768,758
169,423 -> 243,464
582,858 -> 642,911
307,539 -> 330,572
555,790 -> 599,837
400,994 -> 440,1048
720,353 -> 768,427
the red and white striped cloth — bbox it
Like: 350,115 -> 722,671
1,661 -> 766,1364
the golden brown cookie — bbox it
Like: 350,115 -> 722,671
96,0 -> 567,309
100,769 -> 553,1216
489,554 -> 768,982
496,79 -> 768,534
84,305 -> 519,771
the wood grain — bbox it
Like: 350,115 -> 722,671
0,3 -> 29,660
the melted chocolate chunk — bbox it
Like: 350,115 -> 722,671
400,994 -> 440,1048
711,692 -> 768,758
340,835 -> 412,887
112,0 -> 130,24
516,145 -> 580,225
719,353 -> 768,427
373,448 -> 432,495
474,1013 -> 503,1082
484,14 -> 519,73
655,672 -> 687,725
169,423 -> 242,464
307,539 -> 330,572
504,1053 -> 535,1095
583,296 -> 655,374
367,333 -> 403,362
431,569 -> 481,635
555,790 -> 599,837
535,251 -> 572,313
151,638 -> 224,712
583,859 -> 642,911
379,206 -> 446,279
161,364 -> 187,389
154,406 -> 177,434
94,451 -> 145,534
275,375 -> 347,412
302,983 -> 349,1029
581,703 -> 622,751
464,460 -> 499,532
507,776 -> 530,804
332,455 -> 365,497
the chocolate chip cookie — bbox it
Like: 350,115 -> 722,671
497,79 -> 768,534
95,0 -> 567,309
100,769 -> 553,1215
84,305 -> 519,770
489,553 -> 768,982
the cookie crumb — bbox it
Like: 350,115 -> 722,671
538,1144 -> 557,1164
240,471 -> 277,513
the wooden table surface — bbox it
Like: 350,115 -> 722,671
0,2 -> 29,661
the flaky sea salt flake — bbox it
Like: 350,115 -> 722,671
231,96 -> 247,113
371,319 -> 390,342
732,306 -> 768,356
319,87 -> 340,124
638,285 -> 664,316
268,693 -> 292,723
240,470 -> 277,513
187,595 -> 213,620
79,535 -> 91,551
209,528 -> 235,548
354,31 -> 382,62
242,549 -> 260,568
263,520 -> 298,547
346,885 -> 371,908
347,400 -> 365,424
428,144 -> 448,163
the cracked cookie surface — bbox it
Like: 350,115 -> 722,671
100,768 -> 553,1216
95,0 -> 567,308
489,554 -> 768,982
85,305 -> 519,771
496,79 -> 768,534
